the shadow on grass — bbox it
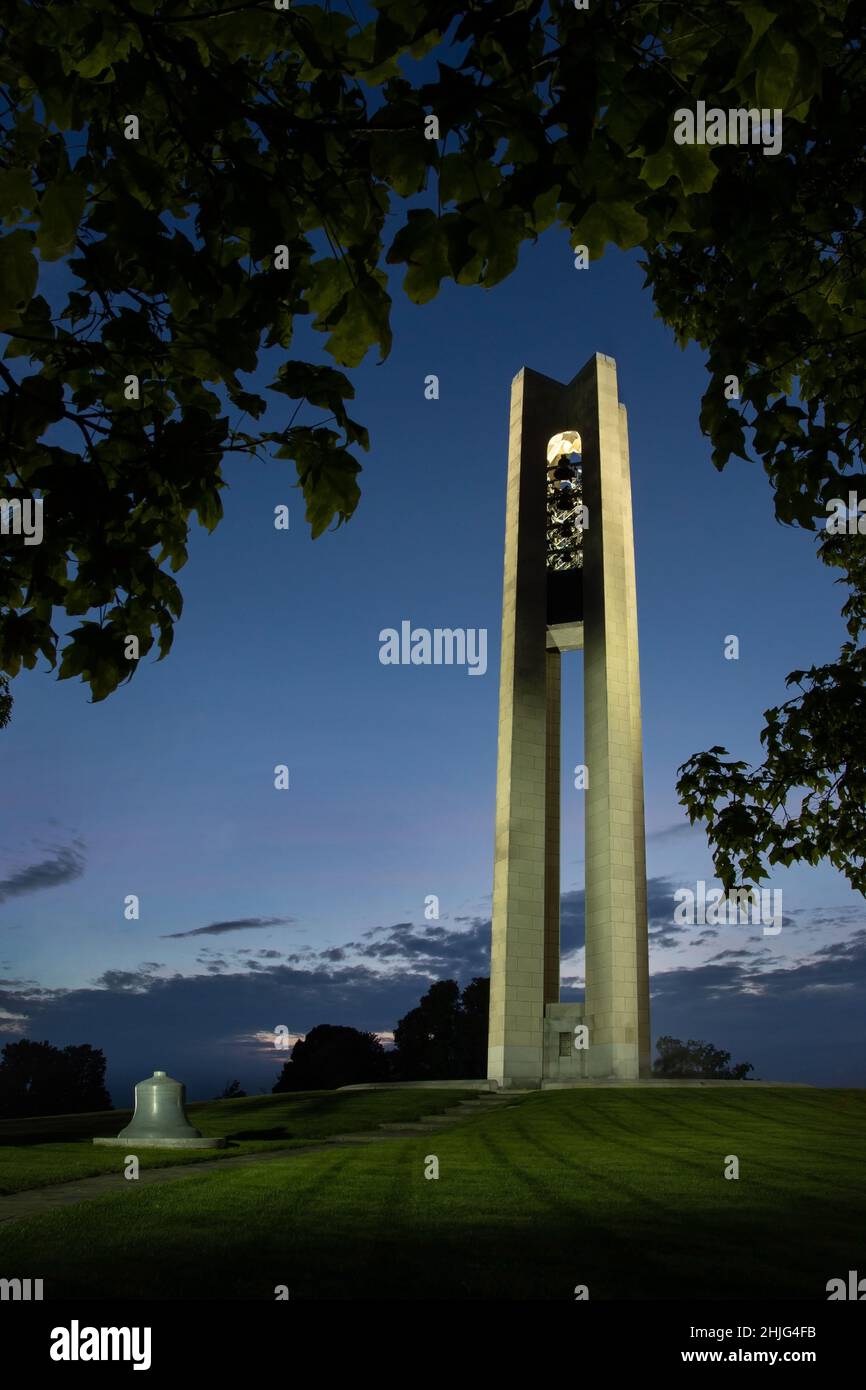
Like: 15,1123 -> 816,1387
228,1128 -> 292,1141
0,1113 -> 131,1147
6,1182 -> 847,1300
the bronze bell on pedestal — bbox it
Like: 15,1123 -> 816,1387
119,1070 -> 204,1141
93,1069 -> 226,1149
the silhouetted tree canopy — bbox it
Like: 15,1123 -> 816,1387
272,1023 -> 388,1092
1,2 -> 864,889
653,1035 -> 754,1081
214,1078 -> 246,1099
393,976 -> 489,1079
0,1038 -> 112,1117
0,673 -> 11,728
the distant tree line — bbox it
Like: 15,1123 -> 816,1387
272,978 -> 489,1093
0,1040 -> 111,1119
653,1036 -> 754,1081
214,1079 -> 247,1101
0,986 -> 754,1117
272,983 -> 754,1091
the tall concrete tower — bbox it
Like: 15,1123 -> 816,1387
487,353 -> 650,1088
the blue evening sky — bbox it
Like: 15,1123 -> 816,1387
2,214 -> 864,1099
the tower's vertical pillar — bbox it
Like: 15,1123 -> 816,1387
487,368 -> 562,1088
574,355 -> 648,1079
543,649 -> 562,1006
618,404 -> 652,1076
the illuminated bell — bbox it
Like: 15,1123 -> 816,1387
118,1070 -> 203,1142
93,1069 -> 226,1149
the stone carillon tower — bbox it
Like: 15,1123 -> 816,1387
487,353 -> 650,1088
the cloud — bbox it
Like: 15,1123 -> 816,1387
339,919 -> 490,977
0,960 -> 469,1103
562,877 -> 683,952
4,899 -> 864,1104
359,922 -> 413,939
773,904 -> 862,934
91,964 -> 165,993
0,841 -> 85,904
240,1028 -> 305,1054
647,821 -> 695,841
0,1009 -> 28,1033
648,928 -> 866,1083
161,916 -> 295,940
706,948 -> 770,963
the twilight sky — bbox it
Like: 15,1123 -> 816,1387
2,222 -> 864,1100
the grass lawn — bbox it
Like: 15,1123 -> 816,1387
1,1086 -> 864,1299
0,1088 -> 476,1194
